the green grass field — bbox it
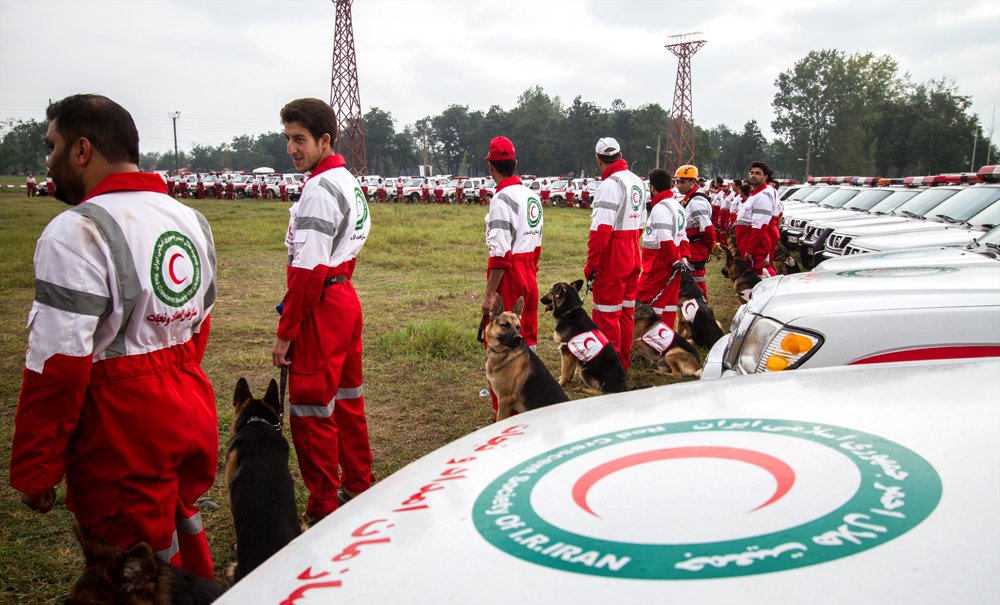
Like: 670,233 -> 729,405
0,191 -> 741,604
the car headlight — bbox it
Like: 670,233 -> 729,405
738,322 -> 823,373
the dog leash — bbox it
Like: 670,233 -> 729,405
582,275 -> 594,303
648,268 -> 681,309
476,313 -> 489,343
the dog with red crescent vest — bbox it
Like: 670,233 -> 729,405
540,280 -> 627,394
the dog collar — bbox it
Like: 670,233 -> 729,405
552,303 -> 582,319
246,416 -> 281,431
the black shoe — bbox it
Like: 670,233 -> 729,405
337,487 -> 355,507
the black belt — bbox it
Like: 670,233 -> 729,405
324,275 -> 348,288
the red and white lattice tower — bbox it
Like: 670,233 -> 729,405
330,0 -> 367,174
665,32 -> 706,172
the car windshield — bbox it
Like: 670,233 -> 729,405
868,190 -> 920,214
405,178 -> 424,187
842,189 -> 893,211
786,187 -> 817,201
965,199 -> 1000,229
235,175 -> 251,183
550,180 -> 568,189
818,188 -> 861,208
485,179 -> 496,188
802,187 -> 839,202
926,187 -> 1000,223
890,188 -> 959,218
448,179 -> 462,187
976,224 -> 1000,247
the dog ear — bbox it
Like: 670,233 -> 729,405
512,297 -> 524,317
571,279 -> 584,292
234,377 -> 252,407
74,521 -> 117,569
265,378 -> 280,408
116,543 -> 157,594
491,293 -> 504,318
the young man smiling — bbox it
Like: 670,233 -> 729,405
273,98 -> 373,525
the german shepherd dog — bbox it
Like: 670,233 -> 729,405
676,272 -> 726,349
632,304 -> 703,377
722,242 -> 762,302
67,523 -> 224,605
540,281 -> 627,394
485,294 -> 569,420
226,378 -> 300,582
772,241 -> 801,275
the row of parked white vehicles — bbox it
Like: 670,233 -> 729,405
358,174 -> 605,206
168,172 -> 304,200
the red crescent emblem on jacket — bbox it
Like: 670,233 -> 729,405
168,253 -> 187,285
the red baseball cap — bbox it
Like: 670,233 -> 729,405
485,136 -> 516,161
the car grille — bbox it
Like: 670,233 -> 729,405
844,245 -> 870,256
802,225 -> 820,244
826,234 -> 852,254
790,218 -> 807,229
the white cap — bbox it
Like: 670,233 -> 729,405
595,137 -> 621,155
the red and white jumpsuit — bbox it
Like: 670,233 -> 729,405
279,154 -> 372,520
681,188 -> 717,300
735,183 -> 778,276
637,190 -> 689,328
484,176 -> 543,414
768,185 -> 784,259
584,160 -> 645,371
10,172 -> 218,578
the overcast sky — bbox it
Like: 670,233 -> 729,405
1,0 -> 998,157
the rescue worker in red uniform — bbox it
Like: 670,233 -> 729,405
225,175 -> 235,200
279,179 -> 288,202
584,137 -> 646,371
396,179 -> 404,203
178,177 -> 188,198
637,169 -> 692,328
196,174 -> 205,199
273,98 -> 373,526
26,172 -> 37,197
675,164 -> 717,300
480,136 -> 544,418
735,161 -> 778,277
11,94 -> 218,579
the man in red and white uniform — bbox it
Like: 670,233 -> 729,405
585,137 -> 646,371
25,172 -> 37,197
675,164 -> 717,300
767,177 -> 784,259
481,136 -> 544,417
272,98 -> 373,525
735,161 -> 778,277
637,169 -> 691,328
10,94 -> 218,578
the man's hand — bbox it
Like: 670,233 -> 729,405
673,258 -> 694,273
272,337 -> 292,368
20,488 -> 56,514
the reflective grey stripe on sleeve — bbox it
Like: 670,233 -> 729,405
753,208 -> 773,216
593,302 -> 623,312
35,279 -> 110,316
641,241 -> 660,249
155,531 -> 179,564
336,385 -> 363,400
655,305 -> 678,313
194,211 -> 216,309
609,176 -> 629,229
693,275 -> 707,282
290,401 -> 335,418
735,218 -> 752,226
621,300 -> 636,308
650,222 -> 673,229
71,204 -> 141,359
592,201 -> 617,210
488,220 -> 516,237
495,192 -> 519,214
176,511 -> 203,535
689,210 -> 710,220
318,179 -> 353,257
295,215 -> 338,236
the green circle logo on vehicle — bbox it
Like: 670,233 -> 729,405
355,187 -> 369,230
151,231 -> 201,307
473,419 -> 941,580
527,197 -> 542,228
630,185 -> 643,211
836,266 -> 958,278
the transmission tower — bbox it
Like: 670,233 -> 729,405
665,32 -> 706,172
330,0 -> 367,174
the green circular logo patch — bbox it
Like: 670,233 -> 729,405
355,187 -> 369,230
151,231 -> 201,307
630,185 -> 643,211
527,197 -> 542,228
473,419 -> 941,580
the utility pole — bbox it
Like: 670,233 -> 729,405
169,111 -> 181,175
665,32 -> 706,173
329,0 -> 368,175
971,115 -> 979,172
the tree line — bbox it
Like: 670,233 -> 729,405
1,49 -> 994,180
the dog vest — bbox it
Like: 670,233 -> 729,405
681,299 -> 700,322
567,330 -> 609,362
640,322 -> 677,354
